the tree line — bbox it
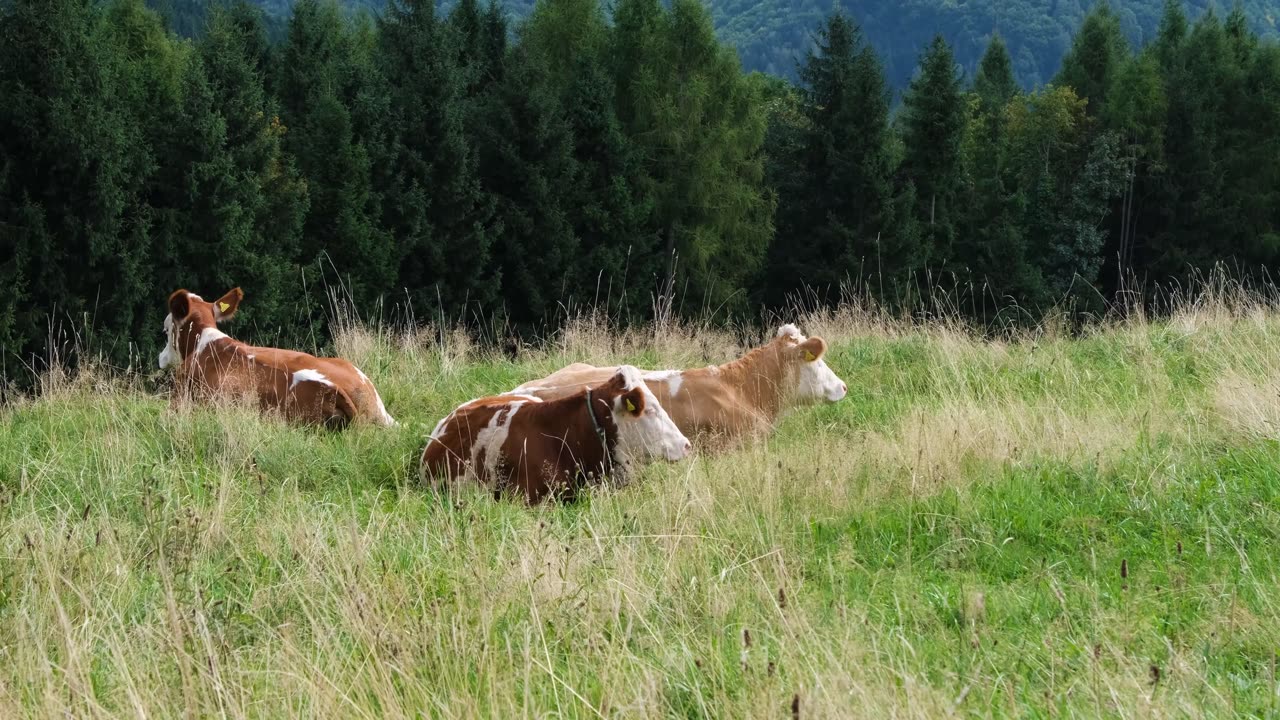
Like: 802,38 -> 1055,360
2,0 -> 1278,374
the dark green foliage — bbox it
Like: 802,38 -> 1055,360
1055,3 -> 1130,117
0,0 -> 154,368
900,35 -> 967,269
277,0 -> 391,313
187,3 -> 308,330
972,34 -> 1018,114
149,0 -> 1280,94
377,0 -> 496,314
763,13 -> 900,306
3,0 -> 1280,378
612,0 -> 773,314
471,44 -> 581,327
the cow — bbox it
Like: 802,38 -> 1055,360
420,365 -> 691,504
507,324 -> 846,445
158,287 -> 396,429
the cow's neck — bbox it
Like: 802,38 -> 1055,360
561,391 -> 616,476
714,341 -> 789,419
177,320 -> 233,362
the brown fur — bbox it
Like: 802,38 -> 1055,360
511,332 -> 833,445
163,288 -> 395,428
421,375 -> 648,504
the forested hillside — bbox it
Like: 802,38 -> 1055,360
3,0 -> 1279,380
147,0 -> 1278,86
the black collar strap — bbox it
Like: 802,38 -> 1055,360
584,389 -> 612,477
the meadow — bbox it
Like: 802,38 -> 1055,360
2,293 -> 1280,718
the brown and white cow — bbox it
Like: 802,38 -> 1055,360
507,324 -> 846,445
158,288 -> 396,429
420,365 -> 691,504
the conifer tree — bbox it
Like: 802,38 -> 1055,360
612,0 -> 772,311
973,34 -> 1018,115
278,0 -> 393,312
1055,3 -> 1129,118
901,35 -> 966,268
766,13 -> 900,305
377,0 -> 496,313
0,0 -> 153,366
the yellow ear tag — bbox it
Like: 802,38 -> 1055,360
803,350 -> 817,362
218,301 -> 230,313
625,398 -> 636,413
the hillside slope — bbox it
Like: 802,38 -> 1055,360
5,305 -> 1280,715
151,0 -> 1277,87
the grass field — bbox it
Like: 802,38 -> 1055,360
2,297 -> 1280,718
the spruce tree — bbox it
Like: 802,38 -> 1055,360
0,0 -> 153,368
377,0 -> 496,313
766,12 -> 900,305
278,0 -> 393,313
973,34 -> 1018,115
474,45 -> 580,327
1054,3 -> 1129,118
612,0 -> 772,313
900,35 -> 967,270
173,3 -> 309,332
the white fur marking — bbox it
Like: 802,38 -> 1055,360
643,369 -> 684,397
291,368 -> 334,388
610,369 -> 690,467
776,323 -> 805,341
471,401 -> 525,484
616,365 -> 644,391
195,327 -> 228,357
158,314 -> 178,369
794,356 -> 847,404
354,365 -> 397,426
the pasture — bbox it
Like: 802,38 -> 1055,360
2,300 -> 1279,718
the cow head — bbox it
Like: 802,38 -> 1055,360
599,365 -> 691,464
776,324 -> 847,404
158,288 -> 243,369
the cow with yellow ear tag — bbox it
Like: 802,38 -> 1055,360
504,323 -> 847,446
159,287 -> 397,429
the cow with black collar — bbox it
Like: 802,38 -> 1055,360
420,366 -> 690,503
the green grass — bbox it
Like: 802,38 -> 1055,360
2,307 -> 1280,717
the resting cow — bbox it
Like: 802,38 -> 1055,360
158,287 -> 396,429
420,365 -> 691,504
508,324 -> 846,444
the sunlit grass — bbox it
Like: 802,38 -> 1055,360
2,298 -> 1279,717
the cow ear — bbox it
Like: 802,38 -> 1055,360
798,337 -> 826,362
620,387 -> 646,416
168,290 -> 191,320
213,288 -> 243,322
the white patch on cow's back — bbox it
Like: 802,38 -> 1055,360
428,413 -> 452,441
246,353 -> 255,361
642,369 -> 684,397
195,327 -> 228,357
291,368 -> 334,388
471,401 -> 525,484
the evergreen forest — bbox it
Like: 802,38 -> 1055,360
3,0 -> 1279,372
